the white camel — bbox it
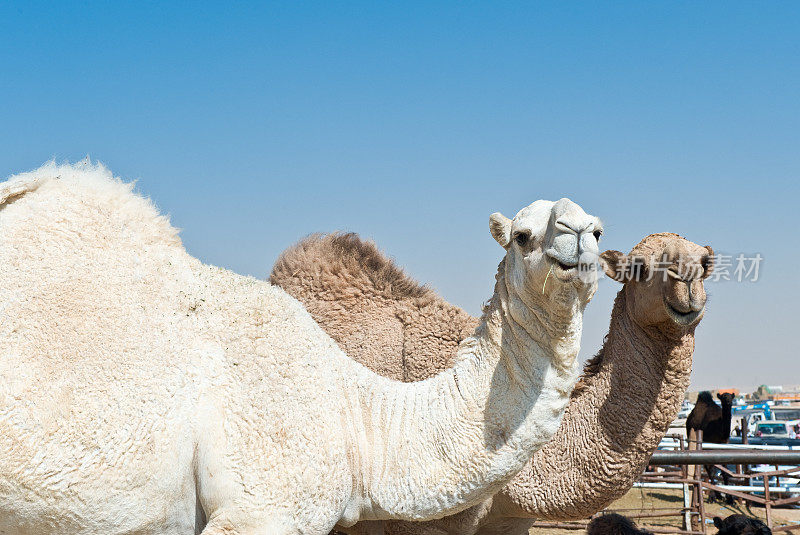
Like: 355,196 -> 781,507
0,162 -> 602,535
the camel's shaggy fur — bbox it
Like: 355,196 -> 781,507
0,163 -> 600,535
271,233 -> 479,382
272,231 -> 713,535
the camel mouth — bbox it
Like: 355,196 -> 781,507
555,260 -> 575,273
545,251 -> 599,285
549,258 -> 579,281
664,300 -> 705,326
545,251 -> 580,281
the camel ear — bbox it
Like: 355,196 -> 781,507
489,212 -> 512,248
701,245 -> 714,279
600,250 -> 628,282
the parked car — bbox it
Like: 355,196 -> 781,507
755,420 -> 800,439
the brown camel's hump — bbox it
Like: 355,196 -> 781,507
270,232 -> 479,382
271,232 -> 433,303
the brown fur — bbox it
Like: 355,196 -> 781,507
271,233 -> 477,382
272,233 -> 432,301
573,346 -> 606,394
629,232 -> 682,259
271,232 -> 711,534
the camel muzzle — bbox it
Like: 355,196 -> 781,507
546,232 -> 600,280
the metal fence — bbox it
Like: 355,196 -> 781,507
531,431 -> 800,534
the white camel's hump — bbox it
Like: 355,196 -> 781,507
0,160 -> 180,244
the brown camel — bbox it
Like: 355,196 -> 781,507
271,232 -> 714,535
686,391 -> 736,503
686,391 -> 735,444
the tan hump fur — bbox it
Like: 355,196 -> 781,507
271,233 -> 478,382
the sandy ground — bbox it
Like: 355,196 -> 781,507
531,487 -> 800,534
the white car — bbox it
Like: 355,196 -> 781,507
755,420 -> 800,439
677,404 -> 694,419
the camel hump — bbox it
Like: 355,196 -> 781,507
270,232 -> 433,303
696,391 -> 714,404
0,160 -> 183,250
271,232 -> 478,382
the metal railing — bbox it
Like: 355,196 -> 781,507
531,431 -> 800,534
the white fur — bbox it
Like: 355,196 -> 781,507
0,162 -> 598,535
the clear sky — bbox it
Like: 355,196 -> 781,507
1,2 -> 797,391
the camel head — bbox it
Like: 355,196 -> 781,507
717,392 -> 735,408
490,198 -> 603,311
600,233 -> 714,332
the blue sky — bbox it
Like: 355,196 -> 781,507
1,2 -> 797,390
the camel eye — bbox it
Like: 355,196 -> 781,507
593,230 -> 602,241
515,232 -> 529,246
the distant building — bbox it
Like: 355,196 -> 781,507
751,384 -> 800,402
686,386 -> 800,404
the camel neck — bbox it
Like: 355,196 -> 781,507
340,263 -> 581,524
496,289 -> 695,521
721,404 -> 733,426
